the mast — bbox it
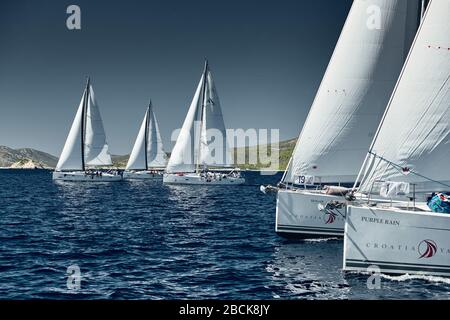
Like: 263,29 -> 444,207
196,59 -> 209,173
144,100 -> 151,171
81,77 -> 90,171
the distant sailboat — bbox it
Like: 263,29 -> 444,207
344,0 -> 450,277
163,60 -> 244,185
53,78 -> 122,182
270,0 -> 422,238
123,101 -> 168,180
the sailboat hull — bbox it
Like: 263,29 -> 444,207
276,189 -> 346,239
52,171 -> 122,182
163,173 -> 245,185
123,171 -> 163,180
343,205 -> 450,277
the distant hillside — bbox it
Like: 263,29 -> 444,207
112,138 -> 297,170
0,138 -> 297,170
111,154 -> 130,168
232,138 -> 296,171
10,159 -> 46,169
0,146 -> 58,168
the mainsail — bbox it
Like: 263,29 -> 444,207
166,61 -> 231,173
55,79 -> 113,171
357,0 -> 450,194
283,0 -> 420,185
126,102 -> 167,170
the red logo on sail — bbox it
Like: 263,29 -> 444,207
325,212 -> 337,224
418,240 -> 438,259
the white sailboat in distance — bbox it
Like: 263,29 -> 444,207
53,78 -> 122,182
123,101 -> 168,180
163,60 -> 244,185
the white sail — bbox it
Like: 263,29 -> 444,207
84,85 -> 112,167
126,109 -> 148,170
55,90 -> 86,171
199,71 -> 232,167
284,0 -> 420,184
166,74 -> 204,173
147,105 -> 168,168
358,0 -> 450,194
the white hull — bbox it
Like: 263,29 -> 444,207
343,205 -> 450,277
52,171 -> 122,182
276,189 -> 346,239
163,173 -> 245,185
123,171 -> 163,180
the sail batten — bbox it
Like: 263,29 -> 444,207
284,0 -> 420,185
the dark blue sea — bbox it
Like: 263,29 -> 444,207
1,170 -> 449,300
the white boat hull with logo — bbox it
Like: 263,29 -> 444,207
123,171 -> 163,180
343,205 -> 450,277
163,173 -> 245,185
276,189 -> 346,239
53,171 -> 122,182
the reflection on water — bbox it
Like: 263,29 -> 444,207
267,240 -> 350,299
0,170 -> 449,299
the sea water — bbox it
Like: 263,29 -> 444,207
0,170 -> 449,299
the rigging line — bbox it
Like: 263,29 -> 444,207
368,151 -> 450,189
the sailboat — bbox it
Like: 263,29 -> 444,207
344,0 -> 450,277
268,0 -> 422,238
163,61 -> 245,185
123,101 -> 168,180
53,78 -> 122,182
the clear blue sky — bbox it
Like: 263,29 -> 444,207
0,0 -> 352,156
